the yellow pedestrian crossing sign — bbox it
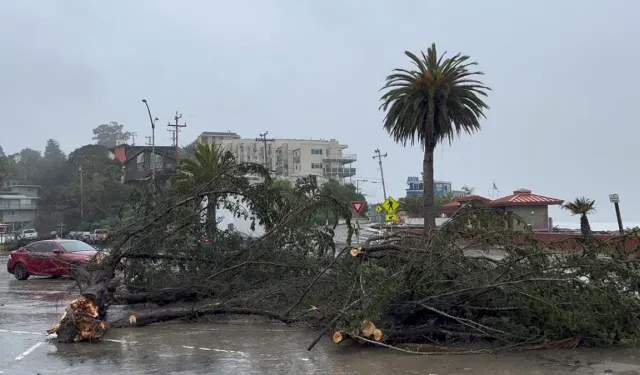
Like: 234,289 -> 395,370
385,214 -> 399,221
375,205 -> 383,213
382,196 -> 400,214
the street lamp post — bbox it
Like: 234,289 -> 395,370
141,99 -> 159,184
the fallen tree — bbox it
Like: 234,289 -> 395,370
47,158 -> 640,353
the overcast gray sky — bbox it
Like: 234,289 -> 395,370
0,0 -> 637,225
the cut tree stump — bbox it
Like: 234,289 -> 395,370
48,295 -> 108,343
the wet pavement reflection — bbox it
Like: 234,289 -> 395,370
3,272 -> 640,374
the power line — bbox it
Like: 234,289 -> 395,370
354,179 -> 368,194
372,148 -> 388,200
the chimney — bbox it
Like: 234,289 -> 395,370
116,139 -> 126,146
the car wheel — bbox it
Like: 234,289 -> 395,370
13,263 -> 29,280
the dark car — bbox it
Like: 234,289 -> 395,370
6,240 -> 100,280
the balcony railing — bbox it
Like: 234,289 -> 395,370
323,167 -> 356,177
0,203 -> 37,210
323,154 -> 357,164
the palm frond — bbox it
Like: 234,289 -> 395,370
380,43 -> 490,149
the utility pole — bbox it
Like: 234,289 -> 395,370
130,132 -> 137,146
79,165 -> 84,223
145,136 -> 152,146
255,131 -> 275,170
355,179 -> 368,194
167,128 -> 176,147
372,149 -> 388,200
167,111 -> 186,167
141,99 -> 159,185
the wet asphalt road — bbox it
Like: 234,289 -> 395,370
4,257 -> 640,374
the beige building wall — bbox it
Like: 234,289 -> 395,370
504,205 -> 550,231
197,132 -> 356,181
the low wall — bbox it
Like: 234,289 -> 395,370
371,226 -> 639,252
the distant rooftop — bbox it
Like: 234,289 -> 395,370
199,132 -> 349,145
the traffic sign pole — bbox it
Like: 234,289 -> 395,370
609,193 -> 623,233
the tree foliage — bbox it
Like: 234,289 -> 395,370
562,197 -> 596,236
400,193 -> 454,218
3,140 -> 131,233
171,142 -> 252,236
92,121 -> 131,148
380,43 -> 490,230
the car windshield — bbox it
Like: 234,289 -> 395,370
95,229 -> 108,234
23,229 -> 35,233
60,241 -> 96,252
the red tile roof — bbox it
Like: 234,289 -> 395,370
489,189 -> 564,207
457,195 -> 491,203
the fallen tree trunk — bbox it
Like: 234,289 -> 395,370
109,305 -> 299,328
115,289 -> 200,306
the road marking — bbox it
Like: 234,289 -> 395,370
15,341 -> 43,361
186,346 -> 245,355
103,339 -> 138,344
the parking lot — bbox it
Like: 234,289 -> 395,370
0,260 -> 362,375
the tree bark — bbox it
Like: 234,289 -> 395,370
109,306 -> 298,328
207,193 -> 217,236
422,146 -> 436,230
580,214 -> 591,236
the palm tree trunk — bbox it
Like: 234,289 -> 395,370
423,146 -> 437,230
206,193 -> 217,237
580,214 -> 591,236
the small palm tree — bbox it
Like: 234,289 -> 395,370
172,142 -> 237,236
562,197 -> 596,236
380,43 -> 490,230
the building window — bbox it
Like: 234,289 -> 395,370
311,149 -> 323,155
293,149 -> 300,157
311,163 -> 323,169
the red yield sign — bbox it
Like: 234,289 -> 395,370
350,201 -> 365,215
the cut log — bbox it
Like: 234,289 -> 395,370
332,331 -> 344,344
361,320 -> 376,337
373,328 -> 383,341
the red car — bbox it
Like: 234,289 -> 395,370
6,239 -> 100,280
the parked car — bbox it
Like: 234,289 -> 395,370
80,231 -> 91,242
6,239 -> 100,280
89,229 -> 109,244
16,229 -> 38,241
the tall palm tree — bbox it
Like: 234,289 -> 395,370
380,43 -> 490,230
562,197 -> 596,236
172,142 -> 237,236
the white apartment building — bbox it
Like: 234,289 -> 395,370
197,131 -> 357,181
